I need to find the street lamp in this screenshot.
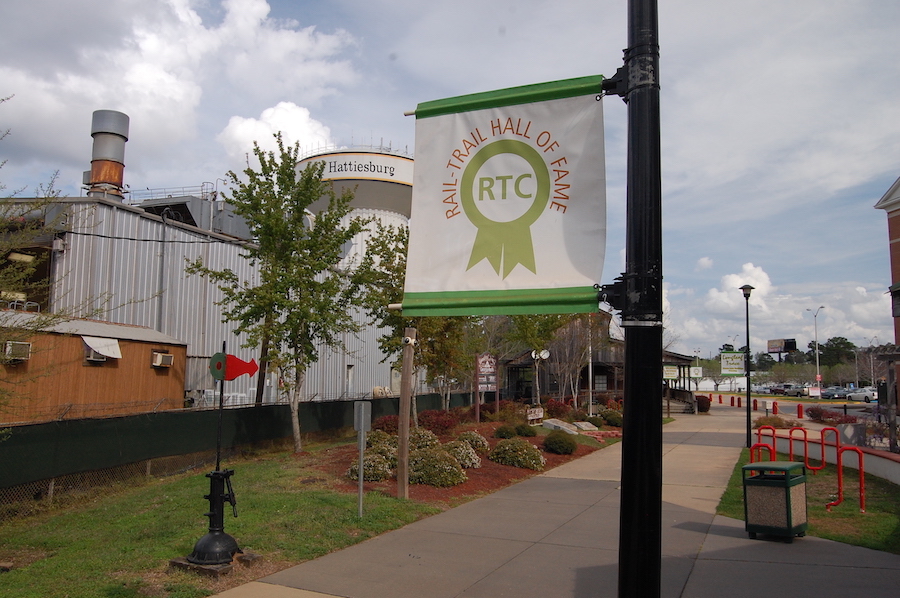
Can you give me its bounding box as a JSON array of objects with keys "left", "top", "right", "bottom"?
[
  {"left": 869, "top": 335, "right": 878, "bottom": 385},
  {"left": 740, "top": 285, "right": 754, "bottom": 448},
  {"left": 807, "top": 306, "right": 824, "bottom": 393}
]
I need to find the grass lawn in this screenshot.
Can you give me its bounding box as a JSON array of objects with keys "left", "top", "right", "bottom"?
[
  {"left": 717, "top": 448, "right": 900, "bottom": 554},
  {"left": 0, "top": 425, "right": 607, "bottom": 598},
  {"left": 0, "top": 439, "right": 440, "bottom": 598}
]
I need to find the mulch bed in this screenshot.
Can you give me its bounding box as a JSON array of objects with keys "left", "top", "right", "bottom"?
[{"left": 307, "top": 421, "right": 608, "bottom": 508}]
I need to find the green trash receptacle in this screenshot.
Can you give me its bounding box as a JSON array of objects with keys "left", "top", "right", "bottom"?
[{"left": 742, "top": 461, "right": 807, "bottom": 542}]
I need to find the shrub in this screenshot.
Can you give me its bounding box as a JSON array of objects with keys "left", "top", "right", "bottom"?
[
  {"left": 515, "top": 423, "right": 537, "bottom": 437},
  {"left": 410, "top": 427, "right": 441, "bottom": 451},
  {"left": 805, "top": 406, "right": 858, "bottom": 425},
  {"left": 601, "top": 409, "right": 623, "bottom": 427},
  {"left": 443, "top": 440, "right": 482, "bottom": 469},
  {"left": 489, "top": 437, "right": 546, "bottom": 471},
  {"left": 366, "top": 442, "right": 398, "bottom": 469},
  {"left": 418, "top": 409, "right": 460, "bottom": 435},
  {"left": 544, "top": 398, "right": 571, "bottom": 419},
  {"left": 696, "top": 395, "right": 711, "bottom": 413},
  {"left": 451, "top": 405, "right": 478, "bottom": 424},
  {"left": 586, "top": 416, "right": 605, "bottom": 429},
  {"left": 372, "top": 415, "right": 399, "bottom": 434},
  {"left": 409, "top": 448, "right": 467, "bottom": 487},
  {"left": 494, "top": 424, "right": 517, "bottom": 439},
  {"left": 572, "top": 408, "right": 589, "bottom": 421},
  {"left": 366, "top": 429, "right": 397, "bottom": 449},
  {"left": 457, "top": 430, "right": 490, "bottom": 454},
  {"left": 484, "top": 400, "right": 526, "bottom": 424},
  {"left": 346, "top": 452, "right": 393, "bottom": 482},
  {"left": 543, "top": 430, "right": 578, "bottom": 455}
]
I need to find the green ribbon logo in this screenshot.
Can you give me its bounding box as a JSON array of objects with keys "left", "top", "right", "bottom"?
[{"left": 460, "top": 139, "right": 550, "bottom": 279}]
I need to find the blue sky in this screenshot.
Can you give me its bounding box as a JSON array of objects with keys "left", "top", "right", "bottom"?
[{"left": 1, "top": 0, "right": 898, "bottom": 360}]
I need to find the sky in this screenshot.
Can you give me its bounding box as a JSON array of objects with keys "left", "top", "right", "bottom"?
[{"left": 1, "top": 0, "right": 899, "bottom": 362}]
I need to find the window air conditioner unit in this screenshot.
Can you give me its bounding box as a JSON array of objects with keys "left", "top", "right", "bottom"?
[
  {"left": 86, "top": 349, "right": 107, "bottom": 362},
  {"left": 152, "top": 352, "right": 174, "bottom": 368},
  {"left": 5, "top": 341, "right": 31, "bottom": 361}
]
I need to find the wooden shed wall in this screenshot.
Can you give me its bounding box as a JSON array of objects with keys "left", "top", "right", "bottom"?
[{"left": 0, "top": 334, "right": 186, "bottom": 425}]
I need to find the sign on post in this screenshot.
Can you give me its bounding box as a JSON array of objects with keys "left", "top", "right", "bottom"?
[
  {"left": 354, "top": 401, "right": 371, "bottom": 518},
  {"left": 720, "top": 351, "right": 745, "bottom": 376},
  {"left": 476, "top": 353, "right": 497, "bottom": 392}
]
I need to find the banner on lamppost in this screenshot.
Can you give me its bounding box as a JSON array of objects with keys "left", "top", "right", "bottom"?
[{"left": 402, "top": 76, "right": 606, "bottom": 316}]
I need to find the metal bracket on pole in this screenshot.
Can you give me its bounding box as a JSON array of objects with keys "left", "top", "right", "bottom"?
[{"left": 600, "top": 65, "right": 628, "bottom": 98}]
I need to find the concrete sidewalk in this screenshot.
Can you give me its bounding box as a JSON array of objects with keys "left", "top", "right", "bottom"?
[{"left": 212, "top": 404, "right": 900, "bottom": 598}]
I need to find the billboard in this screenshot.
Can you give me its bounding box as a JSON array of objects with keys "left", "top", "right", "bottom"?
[{"left": 767, "top": 338, "right": 797, "bottom": 353}]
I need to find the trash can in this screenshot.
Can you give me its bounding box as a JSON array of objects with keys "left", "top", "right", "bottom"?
[{"left": 742, "top": 461, "right": 807, "bottom": 542}]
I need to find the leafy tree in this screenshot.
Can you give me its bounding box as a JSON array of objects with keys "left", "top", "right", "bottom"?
[
  {"left": 819, "top": 336, "right": 856, "bottom": 368},
  {"left": 700, "top": 357, "right": 728, "bottom": 391},
  {"left": 755, "top": 352, "right": 776, "bottom": 371},
  {"left": 507, "top": 314, "right": 573, "bottom": 404},
  {"left": 358, "top": 221, "right": 476, "bottom": 411},
  {"left": 187, "top": 133, "right": 368, "bottom": 452}
]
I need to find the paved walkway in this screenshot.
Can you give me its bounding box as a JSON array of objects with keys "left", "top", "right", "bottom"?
[{"left": 212, "top": 404, "right": 900, "bottom": 598}]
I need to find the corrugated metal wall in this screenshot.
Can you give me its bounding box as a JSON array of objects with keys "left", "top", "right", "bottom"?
[
  {"left": 49, "top": 199, "right": 414, "bottom": 403},
  {"left": 51, "top": 199, "right": 260, "bottom": 398}
]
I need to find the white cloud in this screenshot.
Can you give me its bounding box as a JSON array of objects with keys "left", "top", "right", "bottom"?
[
  {"left": 0, "top": 0, "right": 357, "bottom": 192},
  {"left": 217, "top": 102, "right": 334, "bottom": 165},
  {"left": 696, "top": 257, "right": 713, "bottom": 271}
]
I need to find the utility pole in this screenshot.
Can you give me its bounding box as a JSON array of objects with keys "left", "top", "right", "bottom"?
[{"left": 600, "top": 1, "right": 663, "bottom": 596}]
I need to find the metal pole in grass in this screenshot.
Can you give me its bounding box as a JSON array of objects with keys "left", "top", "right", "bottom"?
[
  {"left": 185, "top": 340, "right": 256, "bottom": 566},
  {"left": 354, "top": 401, "right": 372, "bottom": 517}
]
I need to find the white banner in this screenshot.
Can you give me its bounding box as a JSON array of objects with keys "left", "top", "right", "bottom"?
[
  {"left": 402, "top": 76, "right": 606, "bottom": 316},
  {"left": 720, "top": 352, "right": 746, "bottom": 376}
]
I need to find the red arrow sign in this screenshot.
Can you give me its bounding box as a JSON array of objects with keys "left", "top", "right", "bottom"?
[{"left": 209, "top": 352, "right": 259, "bottom": 381}]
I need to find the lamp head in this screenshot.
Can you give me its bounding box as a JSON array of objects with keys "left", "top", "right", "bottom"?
[{"left": 739, "top": 284, "right": 754, "bottom": 299}]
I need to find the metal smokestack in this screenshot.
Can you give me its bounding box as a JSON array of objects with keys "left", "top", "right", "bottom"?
[{"left": 86, "top": 110, "right": 129, "bottom": 199}]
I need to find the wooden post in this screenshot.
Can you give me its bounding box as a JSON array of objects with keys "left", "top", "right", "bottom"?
[{"left": 397, "top": 327, "right": 416, "bottom": 500}]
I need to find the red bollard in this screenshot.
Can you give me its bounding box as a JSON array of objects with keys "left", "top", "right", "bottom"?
[
  {"left": 752, "top": 398, "right": 758, "bottom": 411},
  {"left": 773, "top": 402, "right": 779, "bottom": 415},
  {"left": 718, "top": 394, "right": 723, "bottom": 403},
  {"left": 730, "top": 396, "right": 735, "bottom": 407},
  {"left": 737, "top": 397, "right": 742, "bottom": 408},
  {"left": 797, "top": 404, "right": 804, "bottom": 419}
]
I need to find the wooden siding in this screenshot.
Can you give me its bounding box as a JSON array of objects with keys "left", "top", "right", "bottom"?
[{"left": 0, "top": 333, "right": 186, "bottom": 425}]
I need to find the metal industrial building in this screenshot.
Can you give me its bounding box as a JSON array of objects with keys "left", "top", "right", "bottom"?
[{"left": 0, "top": 110, "right": 415, "bottom": 423}]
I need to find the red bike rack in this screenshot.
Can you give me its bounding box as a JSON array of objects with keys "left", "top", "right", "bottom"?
[
  {"left": 749, "top": 442, "right": 775, "bottom": 463},
  {"left": 826, "top": 446, "right": 866, "bottom": 513},
  {"left": 752, "top": 425, "right": 865, "bottom": 513}
]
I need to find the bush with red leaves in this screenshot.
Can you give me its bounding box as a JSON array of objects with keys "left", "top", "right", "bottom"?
[
  {"left": 372, "top": 414, "right": 400, "bottom": 434},
  {"left": 544, "top": 398, "right": 572, "bottom": 419},
  {"left": 418, "top": 409, "right": 461, "bottom": 435}
]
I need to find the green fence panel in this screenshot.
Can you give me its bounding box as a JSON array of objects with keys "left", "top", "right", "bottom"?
[{"left": 0, "top": 393, "right": 490, "bottom": 489}]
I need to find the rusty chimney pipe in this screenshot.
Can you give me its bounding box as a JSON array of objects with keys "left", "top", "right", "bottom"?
[{"left": 86, "top": 110, "right": 129, "bottom": 199}]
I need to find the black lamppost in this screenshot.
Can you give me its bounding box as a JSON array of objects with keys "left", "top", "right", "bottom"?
[{"left": 740, "top": 285, "right": 754, "bottom": 448}]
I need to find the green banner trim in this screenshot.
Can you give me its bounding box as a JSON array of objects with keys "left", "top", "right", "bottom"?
[
  {"left": 414, "top": 75, "right": 605, "bottom": 120},
  {"left": 401, "top": 287, "right": 599, "bottom": 316}
]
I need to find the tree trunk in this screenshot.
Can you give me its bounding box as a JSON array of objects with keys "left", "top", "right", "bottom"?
[
  {"left": 255, "top": 332, "right": 270, "bottom": 406},
  {"left": 289, "top": 369, "right": 306, "bottom": 453}
]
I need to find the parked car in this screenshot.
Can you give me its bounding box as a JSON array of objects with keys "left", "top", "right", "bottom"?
[
  {"left": 770, "top": 384, "right": 786, "bottom": 395},
  {"left": 846, "top": 387, "right": 877, "bottom": 402},
  {"left": 782, "top": 384, "right": 806, "bottom": 397},
  {"left": 820, "top": 386, "right": 849, "bottom": 400}
]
